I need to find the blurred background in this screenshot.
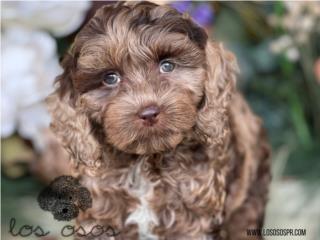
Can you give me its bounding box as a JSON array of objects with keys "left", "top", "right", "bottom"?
[{"left": 1, "top": 1, "right": 320, "bottom": 239}]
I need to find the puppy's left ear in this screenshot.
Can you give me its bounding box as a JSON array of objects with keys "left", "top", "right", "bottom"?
[{"left": 195, "top": 42, "right": 239, "bottom": 146}]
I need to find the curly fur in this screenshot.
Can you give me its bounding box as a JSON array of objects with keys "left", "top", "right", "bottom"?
[{"left": 47, "top": 2, "right": 271, "bottom": 239}]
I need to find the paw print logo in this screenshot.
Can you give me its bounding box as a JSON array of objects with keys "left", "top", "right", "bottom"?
[{"left": 37, "top": 176, "right": 92, "bottom": 221}]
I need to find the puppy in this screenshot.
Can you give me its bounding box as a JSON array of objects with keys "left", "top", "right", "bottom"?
[{"left": 47, "top": 2, "right": 271, "bottom": 239}]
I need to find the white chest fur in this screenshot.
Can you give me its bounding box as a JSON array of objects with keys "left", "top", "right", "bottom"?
[{"left": 124, "top": 161, "right": 159, "bottom": 240}]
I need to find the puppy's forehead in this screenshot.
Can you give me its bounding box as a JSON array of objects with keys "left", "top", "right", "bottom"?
[{"left": 76, "top": 2, "right": 207, "bottom": 71}]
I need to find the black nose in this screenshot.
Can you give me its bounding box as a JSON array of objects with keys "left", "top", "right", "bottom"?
[{"left": 139, "top": 105, "right": 160, "bottom": 124}]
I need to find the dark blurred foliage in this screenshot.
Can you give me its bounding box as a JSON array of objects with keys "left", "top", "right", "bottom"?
[{"left": 210, "top": 2, "right": 320, "bottom": 180}]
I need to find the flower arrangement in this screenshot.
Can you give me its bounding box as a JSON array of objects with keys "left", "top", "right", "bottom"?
[{"left": 1, "top": 2, "right": 91, "bottom": 150}]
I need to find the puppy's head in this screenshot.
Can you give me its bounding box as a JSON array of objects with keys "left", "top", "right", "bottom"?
[{"left": 53, "top": 1, "right": 237, "bottom": 156}]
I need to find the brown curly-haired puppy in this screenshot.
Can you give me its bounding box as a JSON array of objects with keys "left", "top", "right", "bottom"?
[{"left": 47, "top": 2, "right": 271, "bottom": 240}]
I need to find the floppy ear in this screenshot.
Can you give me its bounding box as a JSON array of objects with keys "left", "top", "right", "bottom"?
[
  {"left": 46, "top": 53, "right": 102, "bottom": 171},
  {"left": 195, "top": 42, "right": 239, "bottom": 146}
]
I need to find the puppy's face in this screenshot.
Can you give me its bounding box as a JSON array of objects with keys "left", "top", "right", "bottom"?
[{"left": 60, "top": 2, "right": 209, "bottom": 154}]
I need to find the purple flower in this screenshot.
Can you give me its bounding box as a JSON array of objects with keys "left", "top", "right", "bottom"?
[
  {"left": 171, "top": 1, "right": 214, "bottom": 27},
  {"left": 170, "top": 1, "right": 192, "bottom": 14},
  {"left": 192, "top": 3, "right": 214, "bottom": 27}
]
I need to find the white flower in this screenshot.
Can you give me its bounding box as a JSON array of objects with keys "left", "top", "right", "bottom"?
[
  {"left": 269, "top": 2, "right": 320, "bottom": 46},
  {"left": 2, "top": 1, "right": 91, "bottom": 37},
  {"left": 270, "top": 35, "right": 293, "bottom": 54},
  {"left": 283, "top": 2, "right": 320, "bottom": 33},
  {"left": 269, "top": 35, "right": 300, "bottom": 62},
  {"left": 1, "top": 2, "right": 90, "bottom": 150},
  {"left": 1, "top": 27, "right": 62, "bottom": 149},
  {"left": 285, "top": 2, "right": 320, "bottom": 18},
  {"left": 285, "top": 47, "right": 300, "bottom": 62}
]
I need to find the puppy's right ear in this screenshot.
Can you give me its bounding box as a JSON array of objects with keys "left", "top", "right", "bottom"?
[{"left": 46, "top": 52, "right": 102, "bottom": 171}]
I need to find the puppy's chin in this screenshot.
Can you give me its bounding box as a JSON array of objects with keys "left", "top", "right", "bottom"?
[
  {"left": 111, "top": 132, "right": 185, "bottom": 155},
  {"left": 105, "top": 117, "right": 194, "bottom": 154}
]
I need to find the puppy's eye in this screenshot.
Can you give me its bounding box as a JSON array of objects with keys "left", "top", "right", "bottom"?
[
  {"left": 160, "top": 60, "right": 175, "bottom": 73},
  {"left": 103, "top": 72, "right": 121, "bottom": 86}
]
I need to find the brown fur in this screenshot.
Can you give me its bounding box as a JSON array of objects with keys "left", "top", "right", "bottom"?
[{"left": 47, "top": 2, "right": 271, "bottom": 239}]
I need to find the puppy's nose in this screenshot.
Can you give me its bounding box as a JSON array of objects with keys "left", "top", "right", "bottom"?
[{"left": 139, "top": 105, "right": 160, "bottom": 124}]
